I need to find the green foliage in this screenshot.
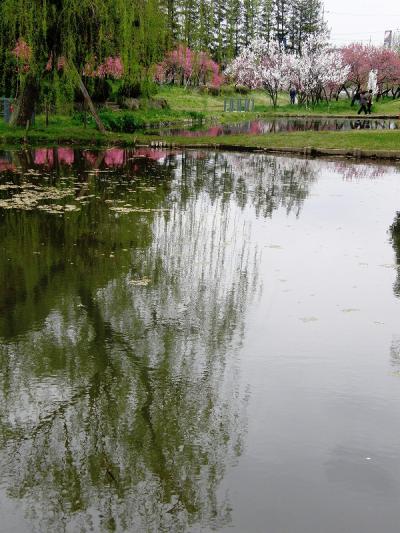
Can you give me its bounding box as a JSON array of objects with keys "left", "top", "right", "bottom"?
[
  {"left": 235, "top": 85, "right": 250, "bottom": 95},
  {"left": 220, "top": 84, "right": 236, "bottom": 96},
  {"left": 0, "top": 0, "right": 166, "bottom": 101},
  {"left": 98, "top": 110, "right": 146, "bottom": 132}
]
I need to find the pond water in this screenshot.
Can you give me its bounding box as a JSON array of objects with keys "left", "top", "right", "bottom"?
[
  {"left": 1, "top": 147, "right": 400, "bottom": 533},
  {"left": 149, "top": 117, "right": 400, "bottom": 137}
]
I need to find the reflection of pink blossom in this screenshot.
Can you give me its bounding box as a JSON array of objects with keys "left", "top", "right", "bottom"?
[
  {"left": 105, "top": 148, "right": 124, "bottom": 167},
  {"left": 134, "top": 148, "right": 179, "bottom": 160},
  {"left": 0, "top": 159, "right": 16, "bottom": 172},
  {"left": 58, "top": 148, "right": 74, "bottom": 165},
  {"left": 334, "top": 161, "right": 386, "bottom": 180},
  {"left": 34, "top": 149, "right": 54, "bottom": 167},
  {"left": 84, "top": 151, "right": 98, "bottom": 166},
  {"left": 249, "top": 121, "right": 263, "bottom": 134},
  {"left": 207, "top": 126, "right": 223, "bottom": 136}
]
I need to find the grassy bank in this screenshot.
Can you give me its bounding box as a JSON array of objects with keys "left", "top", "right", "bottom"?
[
  {"left": 1, "top": 87, "right": 398, "bottom": 142},
  {"left": 1, "top": 118, "right": 400, "bottom": 159}
]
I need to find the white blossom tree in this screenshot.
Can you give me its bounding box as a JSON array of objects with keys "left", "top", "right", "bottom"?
[
  {"left": 226, "top": 34, "right": 350, "bottom": 107},
  {"left": 287, "top": 36, "right": 350, "bottom": 105},
  {"left": 226, "top": 39, "right": 291, "bottom": 107}
]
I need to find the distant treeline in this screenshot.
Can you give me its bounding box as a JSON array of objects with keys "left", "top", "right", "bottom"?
[{"left": 161, "top": 0, "right": 325, "bottom": 63}]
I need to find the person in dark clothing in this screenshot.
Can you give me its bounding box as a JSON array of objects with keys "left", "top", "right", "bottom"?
[
  {"left": 358, "top": 91, "right": 368, "bottom": 115},
  {"left": 289, "top": 87, "right": 296, "bottom": 104},
  {"left": 367, "top": 90, "right": 373, "bottom": 114}
]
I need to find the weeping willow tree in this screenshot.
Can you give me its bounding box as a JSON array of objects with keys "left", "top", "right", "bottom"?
[{"left": 0, "top": 0, "right": 165, "bottom": 128}]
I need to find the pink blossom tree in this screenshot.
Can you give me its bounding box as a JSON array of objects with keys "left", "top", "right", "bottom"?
[
  {"left": 155, "top": 46, "right": 223, "bottom": 88},
  {"left": 341, "top": 44, "right": 373, "bottom": 96},
  {"left": 341, "top": 44, "right": 400, "bottom": 101},
  {"left": 83, "top": 56, "right": 124, "bottom": 79}
]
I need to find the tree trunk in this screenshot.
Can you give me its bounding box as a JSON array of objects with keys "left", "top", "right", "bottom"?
[
  {"left": 351, "top": 86, "right": 360, "bottom": 107},
  {"left": 77, "top": 75, "right": 106, "bottom": 134},
  {"left": 10, "top": 75, "right": 39, "bottom": 127}
]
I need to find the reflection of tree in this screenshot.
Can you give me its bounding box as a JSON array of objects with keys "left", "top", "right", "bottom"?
[
  {"left": 389, "top": 212, "right": 400, "bottom": 297},
  {"left": 390, "top": 336, "right": 400, "bottom": 368},
  {"left": 0, "top": 149, "right": 263, "bottom": 532},
  {"left": 178, "top": 151, "right": 317, "bottom": 218},
  {"left": 333, "top": 160, "right": 398, "bottom": 181}
]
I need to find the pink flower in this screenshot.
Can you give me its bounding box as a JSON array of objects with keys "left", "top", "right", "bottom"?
[
  {"left": 45, "top": 54, "right": 53, "bottom": 72},
  {"left": 154, "top": 46, "right": 223, "bottom": 87},
  {"left": 95, "top": 57, "right": 124, "bottom": 79},
  {"left": 57, "top": 56, "right": 66, "bottom": 71},
  {"left": 12, "top": 38, "right": 32, "bottom": 62}
]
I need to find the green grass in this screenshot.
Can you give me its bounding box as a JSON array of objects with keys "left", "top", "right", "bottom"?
[
  {"left": 154, "top": 129, "right": 400, "bottom": 152},
  {"left": 152, "top": 86, "right": 400, "bottom": 118}
]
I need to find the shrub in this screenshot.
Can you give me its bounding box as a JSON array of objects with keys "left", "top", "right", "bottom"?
[
  {"left": 116, "top": 79, "right": 157, "bottom": 102},
  {"left": 220, "top": 84, "right": 236, "bottom": 96},
  {"left": 188, "top": 111, "right": 204, "bottom": 122},
  {"left": 207, "top": 86, "right": 221, "bottom": 96},
  {"left": 99, "top": 110, "right": 145, "bottom": 132},
  {"left": 235, "top": 85, "right": 250, "bottom": 95}
]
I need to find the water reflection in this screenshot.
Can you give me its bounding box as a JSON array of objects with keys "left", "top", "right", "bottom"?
[
  {"left": 2, "top": 148, "right": 400, "bottom": 532},
  {"left": 151, "top": 117, "right": 400, "bottom": 138},
  {"left": 0, "top": 147, "right": 321, "bottom": 531},
  {"left": 389, "top": 212, "right": 400, "bottom": 298}
]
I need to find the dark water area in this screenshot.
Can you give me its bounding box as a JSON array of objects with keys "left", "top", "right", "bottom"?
[
  {"left": 148, "top": 117, "right": 400, "bottom": 137},
  {"left": 1, "top": 147, "right": 400, "bottom": 532}
]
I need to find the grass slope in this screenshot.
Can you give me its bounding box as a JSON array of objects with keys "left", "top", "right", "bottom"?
[{"left": 153, "top": 86, "right": 400, "bottom": 118}]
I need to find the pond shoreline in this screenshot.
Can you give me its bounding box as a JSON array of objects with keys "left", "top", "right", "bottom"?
[
  {"left": 1, "top": 122, "right": 400, "bottom": 161},
  {"left": 147, "top": 142, "right": 400, "bottom": 161}
]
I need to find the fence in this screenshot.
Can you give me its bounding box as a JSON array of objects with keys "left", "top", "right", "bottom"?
[
  {"left": 1, "top": 97, "right": 36, "bottom": 125},
  {"left": 1, "top": 97, "right": 12, "bottom": 123},
  {"left": 224, "top": 98, "right": 255, "bottom": 112}
]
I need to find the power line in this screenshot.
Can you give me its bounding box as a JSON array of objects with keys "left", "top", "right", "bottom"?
[
  {"left": 329, "top": 27, "right": 400, "bottom": 36},
  {"left": 326, "top": 10, "right": 400, "bottom": 17}
]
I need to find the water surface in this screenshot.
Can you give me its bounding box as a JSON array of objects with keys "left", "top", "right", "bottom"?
[
  {"left": 148, "top": 117, "right": 400, "bottom": 137},
  {"left": 1, "top": 148, "right": 400, "bottom": 532}
]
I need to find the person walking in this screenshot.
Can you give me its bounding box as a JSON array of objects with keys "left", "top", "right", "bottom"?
[
  {"left": 289, "top": 87, "right": 296, "bottom": 105},
  {"left": 357, "top": 91, "right": 368, "bottom": 115},
  {"left": 367, "top": 90, "right": 373, "bottom": 114}
]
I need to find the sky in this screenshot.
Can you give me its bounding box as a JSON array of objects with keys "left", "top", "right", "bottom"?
[{"left": 324, "top": 0, "right": 400, "bottom": 46}]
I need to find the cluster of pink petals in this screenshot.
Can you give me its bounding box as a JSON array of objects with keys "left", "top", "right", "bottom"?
[
  {"left": 84, "top": 57, "right": 124, "bottom": 79},
  {"left": 57, "top": 56, "right": 66, "bottom": 71},
  {"left": 341, "top": 43, "right": 400, "bottom": 88},
  {"left": 155, "top": 46, "right": 223, "bottom": 88},
  {"left": 45, "top": 54, "right": 53, "bottom": 72},
  {"left": 12, "top": 38, "right": 32, "bottom": 62}
]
